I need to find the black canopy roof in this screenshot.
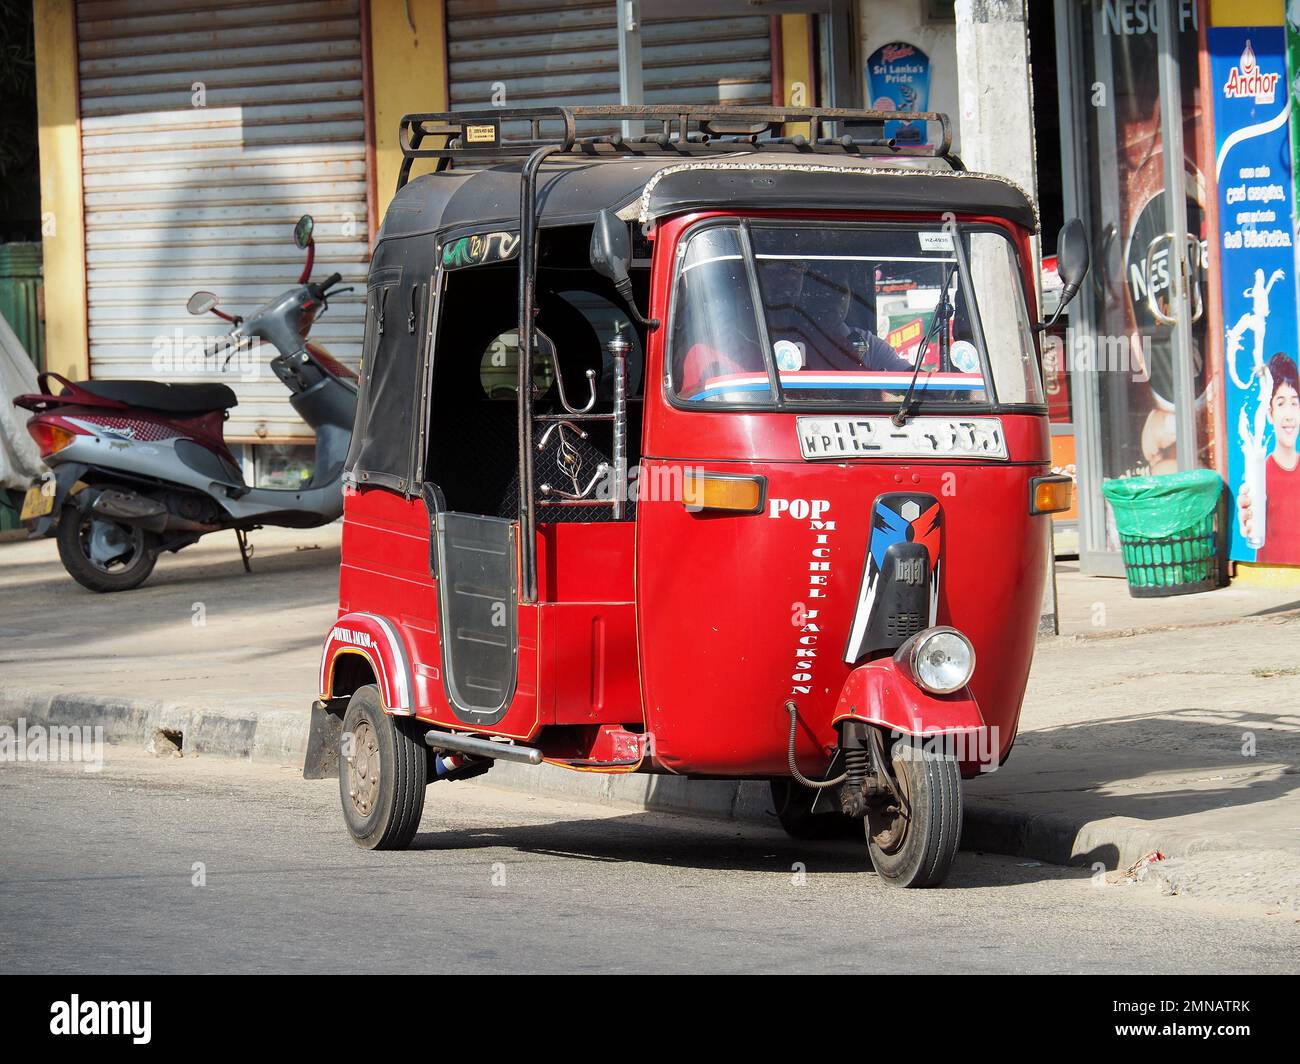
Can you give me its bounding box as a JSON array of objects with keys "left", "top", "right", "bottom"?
[{"left": 376, "top": 153, "right": 1038, "bottom": 245}]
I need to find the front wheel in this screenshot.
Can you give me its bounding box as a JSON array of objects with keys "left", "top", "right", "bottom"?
[
  {"left": 56, "top": 505, "right": 158, "bottom": 593},
  {"left": 865, "top": 739, "right": 962, "bottom": 888},
  {"left": 339, "top": 685, "right": 427, "bottom": 849}
]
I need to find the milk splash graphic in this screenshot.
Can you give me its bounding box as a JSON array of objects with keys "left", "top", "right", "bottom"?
[
  {"left": 1227, "top": 269, "right": 1286, "bottom": 550},
  {"left": 1240, "top": 367, "right": 1271, "bottom": 550}
]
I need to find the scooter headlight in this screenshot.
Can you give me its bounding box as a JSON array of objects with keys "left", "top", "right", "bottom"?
[{"left": 898, "top": 626, "right": 975, "bottom": 695}]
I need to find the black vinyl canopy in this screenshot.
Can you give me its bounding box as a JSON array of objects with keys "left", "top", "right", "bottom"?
[
  {"left": 639, "top": 161, "right": 1038, "bottom": 232},
  {"left": 374, "top": 153, "right": 1037, "bottom": 242}
]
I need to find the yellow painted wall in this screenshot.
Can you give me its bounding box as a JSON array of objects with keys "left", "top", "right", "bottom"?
[
  {"left": 780, "top": 14, "right": 815, "bottom": 138},
  {"left": 33, "top": 0, "right": 88, "bottom": 379},
  {"left": 1234, "top": 561, "right": 1300, "bottom": 587},
  {"left": 369, "top": 0, "right": 448, "bottom": 217},
  {"left": 1208, "top": 0, "right": 1283, "bottom": 26}
]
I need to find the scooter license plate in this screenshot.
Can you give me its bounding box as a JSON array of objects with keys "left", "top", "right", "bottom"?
[{"left": 19, "top": 484, "right": 54, "bottom": 521}]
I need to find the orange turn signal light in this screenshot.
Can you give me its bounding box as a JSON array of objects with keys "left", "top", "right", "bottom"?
[
  {"left": 1030, "top": 474, "right": 1073, "bottom": 515},
  {"left": 682, "top": 472, "right": 765, "bottom": 514}
]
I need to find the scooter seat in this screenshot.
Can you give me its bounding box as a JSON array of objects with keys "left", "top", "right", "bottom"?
[{"left": 75, "top": 380, "right": 239, "bottom": 414}]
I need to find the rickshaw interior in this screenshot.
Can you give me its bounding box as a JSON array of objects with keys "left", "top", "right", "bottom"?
[{"left": 424, "top": 225, "right": 650, "bottom": 526}]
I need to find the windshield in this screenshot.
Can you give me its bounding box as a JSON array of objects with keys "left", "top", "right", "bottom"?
[{"left": 669, "top": 222, "right": 1042, "bottom": 409}]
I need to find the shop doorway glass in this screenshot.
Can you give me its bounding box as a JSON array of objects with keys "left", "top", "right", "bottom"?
[{"left": 1056, "top": 0, "right": 1209, "bottom": 575}]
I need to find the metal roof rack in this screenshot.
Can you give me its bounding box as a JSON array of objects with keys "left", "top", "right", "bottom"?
[{"left": 395, "top": 105, "right": 962, "bottom": 191}]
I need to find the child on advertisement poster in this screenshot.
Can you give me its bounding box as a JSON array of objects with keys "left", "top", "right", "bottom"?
[{"left": 1237, "top": 353, "right": 1300, "bottom": 561}]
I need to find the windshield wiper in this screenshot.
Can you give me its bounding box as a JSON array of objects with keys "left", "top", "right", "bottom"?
[{"left": 892, "top": 262, "right": 957, "bottom": 426}]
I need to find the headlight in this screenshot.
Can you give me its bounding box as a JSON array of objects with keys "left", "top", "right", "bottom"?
[{"left": 897, "top": 626, "right": 975, "bottom": 695}]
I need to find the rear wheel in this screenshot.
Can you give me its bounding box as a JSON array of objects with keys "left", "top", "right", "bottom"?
[
  {"left": 55, "top": 505, "right": 158, "bottom": 593},
  {"left": 339, "top": 685, "right": 427, "bottom": 850},
  {"left": 865, "top": 739, "right": 962, "bottom": 888}
]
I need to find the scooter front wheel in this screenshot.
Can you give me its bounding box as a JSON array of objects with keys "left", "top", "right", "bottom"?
[
  {"left": 56, "top": 506, "right": 158, "bottom": 593},
  {"left": 865, "top": 738, "right": 962, "bottom": 888}
]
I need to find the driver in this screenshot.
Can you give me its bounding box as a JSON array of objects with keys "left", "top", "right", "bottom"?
[{"left": 763, "top": 259, "right": 913, "bottom": 373}]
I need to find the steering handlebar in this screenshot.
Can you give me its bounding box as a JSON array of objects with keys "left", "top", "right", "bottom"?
[{"left": 308, "top": 272, "right": 343, "bottom": 301}]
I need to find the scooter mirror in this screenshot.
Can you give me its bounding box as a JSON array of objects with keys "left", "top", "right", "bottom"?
[
  {"left": 293, "top": 214, "right": 315, "bottom": 250},
  {"left": 187, "top": 291, "right": 219, "bottom": 315}
]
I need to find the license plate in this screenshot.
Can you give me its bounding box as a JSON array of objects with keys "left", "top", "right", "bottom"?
[
  {"left": 796, "top": 416, "right": 1008, "bottom": 460},
  {"left": 19, "top": 484, "right": 54, "bottom": 521}
]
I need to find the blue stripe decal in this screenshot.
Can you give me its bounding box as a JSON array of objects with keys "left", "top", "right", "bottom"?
[{"left": 688, "top": 379, "right": 987, "bottom": 402}]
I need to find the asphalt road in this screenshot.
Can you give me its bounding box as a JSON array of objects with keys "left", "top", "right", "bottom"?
[{"left": 1, "top": 750, "right": 1296, "bottom": 974}]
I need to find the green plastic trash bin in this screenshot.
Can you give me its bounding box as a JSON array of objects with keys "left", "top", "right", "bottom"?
[{"left": 1101, "top": 469, "right": 1226, "bottom": 598}]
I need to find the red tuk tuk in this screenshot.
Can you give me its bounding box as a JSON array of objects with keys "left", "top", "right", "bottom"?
[{"left": 306, "top": 106, "right": 1085, "bottom": 887}]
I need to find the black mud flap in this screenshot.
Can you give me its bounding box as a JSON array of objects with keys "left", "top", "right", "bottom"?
[{"left": 302, "top": 698, "right": 346, "bottom": 779}]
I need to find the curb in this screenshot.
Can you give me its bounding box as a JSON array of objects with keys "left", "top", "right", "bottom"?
[
  {"left": 0, "top": 687, "right": 1258, "bottom": 879},
  {"left": 0, "top": 687, "right": 306, "bottom": 766}
]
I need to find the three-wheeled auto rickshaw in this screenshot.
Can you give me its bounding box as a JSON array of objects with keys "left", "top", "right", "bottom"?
[{"left": 306, "top": 105, "right": 1087, "bottom": 887}]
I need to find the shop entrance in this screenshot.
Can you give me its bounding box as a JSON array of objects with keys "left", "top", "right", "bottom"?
[{"left": 1056, "top": 0, "right": 1208, "bottom": 575}]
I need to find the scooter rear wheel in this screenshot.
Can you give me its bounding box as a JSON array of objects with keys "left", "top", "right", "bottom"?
[
  {"left": 865, "top": 739, "right": 962, "bottom": 888},
  {"left": 56, "top": 506, "right": 158, "bottom": 593}
]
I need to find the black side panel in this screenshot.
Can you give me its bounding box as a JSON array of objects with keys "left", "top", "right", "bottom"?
[
  {"left": 174, "top": 438, "right": 242, "bottom": 485},
  {"left": 436, "top": 511, "right": 517, "bottom": 725}
]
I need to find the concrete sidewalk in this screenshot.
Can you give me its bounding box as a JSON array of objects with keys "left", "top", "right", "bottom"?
[{"left": 3, "top": 524, "right": 1298, "bottom": 906}]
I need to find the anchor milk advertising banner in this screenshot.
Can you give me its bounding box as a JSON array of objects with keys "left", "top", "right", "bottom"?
[{"left": 1211, "top": 27, "right": 1300, "bottom": 564}]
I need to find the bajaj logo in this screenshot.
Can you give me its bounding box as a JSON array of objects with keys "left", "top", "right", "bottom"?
[{"left": 895, "top": 555, "right": 926, "bottom": 586}]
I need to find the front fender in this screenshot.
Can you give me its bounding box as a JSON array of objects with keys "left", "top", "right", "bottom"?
[
  {"left": 831, "top": 659, "right": 984, "bottom": 736},
  {"left": 319, "top": 611, "right": 415, "bottom": 715}
]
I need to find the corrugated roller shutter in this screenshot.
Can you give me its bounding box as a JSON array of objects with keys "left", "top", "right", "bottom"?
[
  {"left": 642, "top": 13, "right": 772, "bottom": 106},
  {"left": 447, "top": 1, "right": 772, "bottom": 111},
  {"left": 76, "top": 0, "right": 369, "bottom": 441}
]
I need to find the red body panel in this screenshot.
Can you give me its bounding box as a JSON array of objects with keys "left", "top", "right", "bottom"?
[
  {"left": 326, "top": 206, "right": 1050, "bottom": 776},
  {"left": 633, "top": 457, "right": 1047, "bottom": 776},
  {"left": 332, "top": 490, "right": 641, "bottom": 744}
]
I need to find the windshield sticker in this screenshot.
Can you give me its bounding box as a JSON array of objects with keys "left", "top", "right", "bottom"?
[
  {"left": 441, "top": 231, "right": 520, "bottom": 270},
  {"left": 773, "top": 339, "right": 805, "bottom": 371},
  {"left": 918, "top": 231, "right": 955, "bottom": 252},
  {"left": 949, "top": 340, "right": 980, "bottom": 373}
]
